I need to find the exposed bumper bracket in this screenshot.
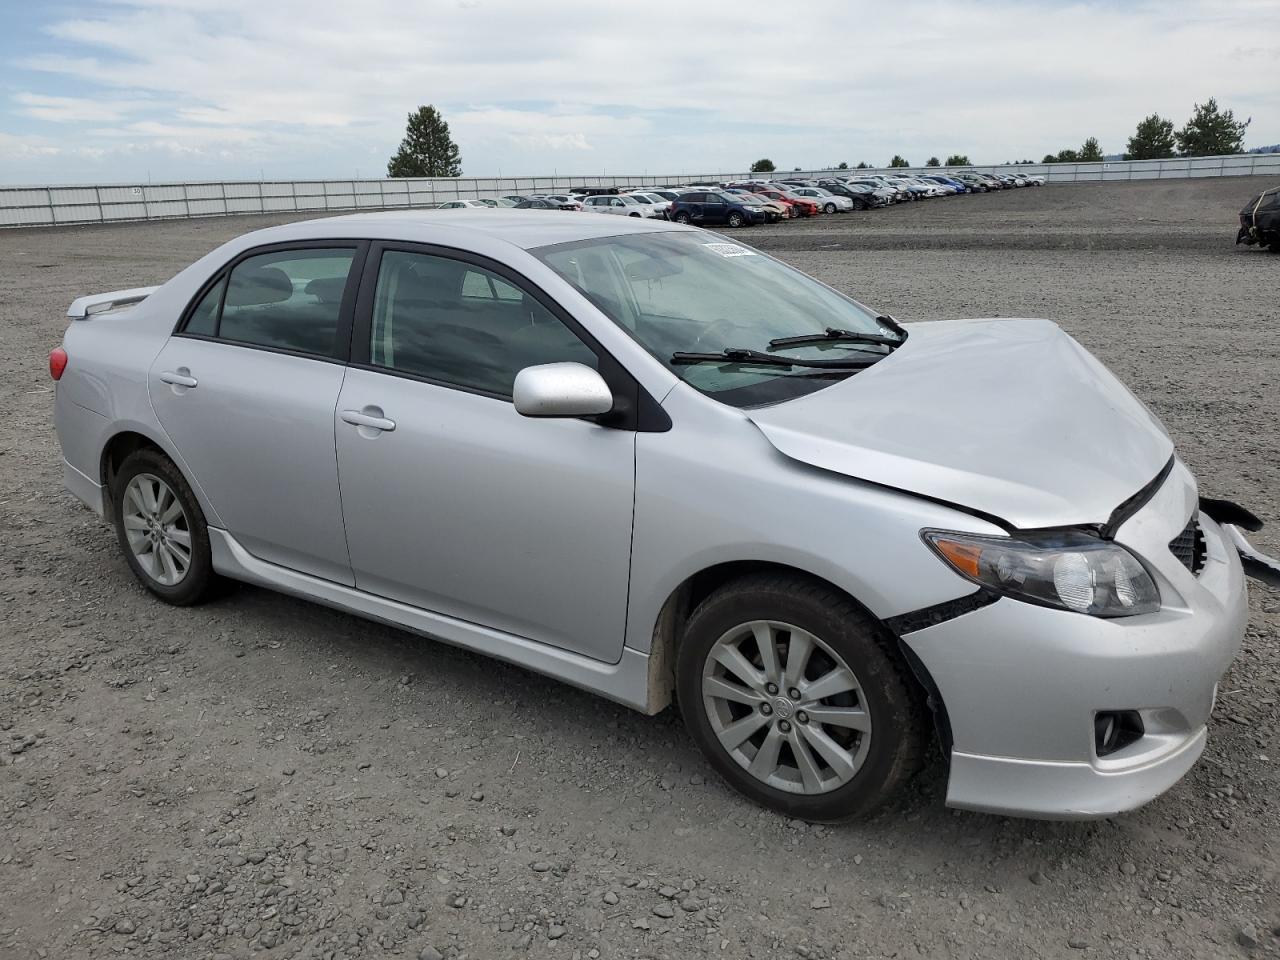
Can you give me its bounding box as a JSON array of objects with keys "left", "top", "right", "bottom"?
[
  {"left": 1222, "top": 523, "right": 1280, "bottom": 589},
  {"left": 1199, "top": 497, "right": 1280, "bottom": 588}
]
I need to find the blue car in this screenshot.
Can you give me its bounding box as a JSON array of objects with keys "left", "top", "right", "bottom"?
[
  {"left": 921, "top": 175, "right": 969, "bottom": 193},
  {"left": 669, "top": 190, "right": 767, "bottom": 228}
]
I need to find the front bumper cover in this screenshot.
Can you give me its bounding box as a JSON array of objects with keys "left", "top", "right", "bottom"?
[{"left": 897, "top": 467, "right": 1261, "bottom": 819}]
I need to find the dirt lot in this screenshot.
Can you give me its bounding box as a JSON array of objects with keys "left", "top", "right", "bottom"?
[{"left": 1, "top": 176, "right": 1277, "bottom": 960}]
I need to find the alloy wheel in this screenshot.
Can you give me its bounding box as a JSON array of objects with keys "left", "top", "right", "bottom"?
[
  {"left": 122, "top": 473, "right": 193, "bottom": 586},
  {"left": 701, "top": 620, "right": 871, "bottom": 795}
]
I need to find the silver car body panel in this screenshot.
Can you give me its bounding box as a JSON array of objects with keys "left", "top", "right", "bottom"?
[
  {"left": 334, "top": 367, "right": 636, "bottom": 662},
  {"left": 51, "top": 210, "right": 1251, "bottom": 819},
  {"left": 149, "top": 338, "right": 354, "bottom": 584}
]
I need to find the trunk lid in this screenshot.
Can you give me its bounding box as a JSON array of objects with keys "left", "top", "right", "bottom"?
[{"left": 746, "top": 318, "right": 1173, "bottom": 529}]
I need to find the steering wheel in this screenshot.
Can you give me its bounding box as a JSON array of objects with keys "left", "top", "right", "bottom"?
[{"left": 694, "top": 317, "right": 761, "bottom": 350}]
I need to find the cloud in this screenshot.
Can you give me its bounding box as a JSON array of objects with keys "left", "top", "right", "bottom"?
[
  {"left": 11, "top": 92, "right": 152, "bottom": 124},
  {"left": 2, "top": 0, "right": 1278, "bottom": 181},
  {"left": 0, "top": 132, "right": 62, "bottom": 159}
]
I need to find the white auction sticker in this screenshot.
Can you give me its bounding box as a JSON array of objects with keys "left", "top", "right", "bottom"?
[{"left": 702, "top": 242, "right": 756, "bottom": 258}]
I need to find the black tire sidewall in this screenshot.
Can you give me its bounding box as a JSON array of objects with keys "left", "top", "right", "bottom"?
[
  {"left": 112, "top": 449, "right": 216, "bottom": 605},
  {"left": 676, "top": 576, "right": 923, "bottom": 822}
]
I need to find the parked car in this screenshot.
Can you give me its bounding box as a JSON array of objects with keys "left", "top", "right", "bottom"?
[
  {"left": 1236, "top": 185, "right": 1280, "bottom": 250},
  {"left": 727, "top": 190, "right": 786, "bottom": 223},
  {"left": 626, "top": 192, "right": 672, "bottom": 219},
  {"left": 847, "top": 178, "right": 907, "bottom": 203},
  {"left": 787, "top": 186, "right": 854, "bottom": 214},
  {"left": 950, "top": 172, "right": 990, "bottom": 192},
  {"left": 437, "top": 199, "right": 494, "bottom": 209},
  {"left": 669, "top": 190, "right": 767, "bottom": 227},
  {"left": 759, "top": 188, "right": 820, "bottom": 217},
  {"left": 514, "top": 198, "right": 564, "bottom": 210},
  {"left": 536, "top": 194, "right": 585, "bottom": 211},
  {"left": 583, "top": 194, "right": 659, "bottom": 218},
  {"left": 816, "top": 180, "right": 883, "bottom": 209},
  {"left": 919, "top": 175, "right": 967, "bottom": 193},
  {"left": 53, "top": 211, "right": 1269, "bottom": 822}
]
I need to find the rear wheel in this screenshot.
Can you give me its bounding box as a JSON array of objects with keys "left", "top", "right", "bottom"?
[
  {"left": 111, "top": 449, "right": 217, "bottom": 605},
  {"left": 677, "top": 574, "right": 926, "bottom": 822}
]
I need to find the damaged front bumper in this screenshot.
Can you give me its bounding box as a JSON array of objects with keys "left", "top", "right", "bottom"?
[
  {"left": 1203, "top": 497, "right": 1280, "bottom": 588},
  {"left": 898, "top": 468, "right": 1276, "bottom": 820}
]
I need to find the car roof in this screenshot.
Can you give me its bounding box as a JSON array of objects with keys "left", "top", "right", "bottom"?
[{"left": 235, "top": 209, "right": 689, "bottom": 252}]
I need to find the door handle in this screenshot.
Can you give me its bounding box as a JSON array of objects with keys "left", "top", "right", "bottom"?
[
  {"left": 341, "top": 409, "right": 396, "bottom": 432},
  {"left": 159, "top": 370, "right": 198, "bottom": 388}
]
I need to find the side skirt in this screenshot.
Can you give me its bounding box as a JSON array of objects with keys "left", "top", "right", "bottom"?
[{"left": 208, "top": 528, "right": 655, "bottom": 713}]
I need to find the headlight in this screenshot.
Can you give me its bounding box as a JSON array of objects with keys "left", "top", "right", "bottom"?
[{"left": 922, "top": 529, "right": 1160, "bottom": 617}]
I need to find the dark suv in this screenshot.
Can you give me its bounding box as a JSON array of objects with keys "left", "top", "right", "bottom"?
[{"left": 669, "top": 191, "right": 767, "bottom": 228}]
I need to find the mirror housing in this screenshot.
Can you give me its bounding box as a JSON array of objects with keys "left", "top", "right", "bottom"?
[{"left": 513, "top": 362, "right": 614, "bottom": 419}]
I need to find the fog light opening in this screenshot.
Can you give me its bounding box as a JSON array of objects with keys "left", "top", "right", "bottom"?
[{"left": 1095, "top": 710, "right": 1144, "bottom": 757}]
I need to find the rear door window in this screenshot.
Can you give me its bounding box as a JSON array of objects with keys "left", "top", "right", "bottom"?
[{"left": 199, "top": 248, "right": 357, "bottom": 357}]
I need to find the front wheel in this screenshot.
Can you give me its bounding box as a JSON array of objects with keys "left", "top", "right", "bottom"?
[
  {"left": 674, "top": 211, "right": 691, "bottom": 224},
  {"left": 111, "top": 449, "right": 218, "bottom": 605},
  {"left": 677, "top": 574, "right": 926, "bottom": 822},
  {"left": 727, "top": 211, "right": 745, "bottom": 228},
  {"left": 823, "top": 202, "right": 837, "bottom": 214}
]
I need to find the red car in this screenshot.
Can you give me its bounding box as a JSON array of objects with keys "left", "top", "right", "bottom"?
[{"left": 758, "top": 188, "right": 819, "bottom": 218}]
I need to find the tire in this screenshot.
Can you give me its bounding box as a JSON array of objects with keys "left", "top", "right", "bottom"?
[
  {"left": 676, "top": 573, "right": 926, "bottom": 822},
  {"left": 111, "top": 448, "right": 218, "bottom": 605},
  {"left": 629, "top": 212, "right": 641, "bottom": 217},
  {"left": 674, "top": 211, "right": 691, "bottom": 224},
  {"left": 823, "top": 202, "right": 837, "bottom": 214},
  {"left": 727, "top": 211, "right": 745, "bottom": 228}
]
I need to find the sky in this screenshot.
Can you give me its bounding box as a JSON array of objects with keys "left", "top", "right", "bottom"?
[{"left": 0, "top": 0, "right": 1278, "bottom": 185}]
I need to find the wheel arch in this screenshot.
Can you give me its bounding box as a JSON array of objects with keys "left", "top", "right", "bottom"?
[
  {"left": 642, "top": 560, "right": 948, "bottom": 754},
  {"left": 98, "top": 425, "right": 219, "bottom": 527}
]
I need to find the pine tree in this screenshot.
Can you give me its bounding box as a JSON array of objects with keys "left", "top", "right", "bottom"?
[
  {"left": 387, "top": 105, "right": 462, "bottom": 178},
  {"left": 889, "top": 155, "right": 909, "bottom": 168},
  {"left": 1078, "top": 137, "right": 1103, "bottom": 162},
  {"left": 926, "top": 157, "right": 940, "bottom": 167},
  {"left": 1124, "top": 114, "right": 1176, "bottom": 160},
  {"left": 945, "top": 154, "right": 970, "bottom": 166},
  {"left": 1175, "top": 98, "right": 1250, "bottom": 157}
]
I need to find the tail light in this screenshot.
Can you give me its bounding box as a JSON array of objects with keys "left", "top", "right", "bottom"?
[{"left": 49, "top": 346, "right": 69, "bottom": 381}]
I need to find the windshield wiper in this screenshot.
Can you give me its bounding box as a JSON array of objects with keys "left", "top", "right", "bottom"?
[
  {"left": 671, "top": 347, "right": 881, "bottom": 369},
  {"left": 768, "top": 326, "right": 903, "bottom": 350}
]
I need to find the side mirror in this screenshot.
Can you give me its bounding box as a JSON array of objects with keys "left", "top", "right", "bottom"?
[{"left": 513, "top": 362, "right": 614, "bottom": 419}]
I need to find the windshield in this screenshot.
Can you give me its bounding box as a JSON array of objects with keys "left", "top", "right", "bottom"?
[{"left": 532, "top": 231, "right": 893, "bottom": 406}]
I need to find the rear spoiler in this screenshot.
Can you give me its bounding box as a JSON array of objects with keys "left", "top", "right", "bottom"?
[{"left": 67, "top": 286, "right": 159, "bottom": 320}]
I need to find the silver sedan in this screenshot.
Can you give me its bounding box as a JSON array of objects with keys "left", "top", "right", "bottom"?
[{"left": 51, "top": 210, "right": 1270, "bottom": 821}]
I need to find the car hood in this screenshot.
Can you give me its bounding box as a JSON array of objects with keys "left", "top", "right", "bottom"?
[{"left": 745, "top": 319, "right": 1174, "bottom": 529}]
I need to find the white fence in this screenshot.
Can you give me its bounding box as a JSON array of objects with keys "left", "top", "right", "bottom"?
[{"left": 3, "top": 153, "right": 1279, "bottom": 228}]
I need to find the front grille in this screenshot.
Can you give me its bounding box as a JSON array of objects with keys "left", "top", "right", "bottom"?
[{"left": 1169, "top": 515, "right": 1207, "bottom": 575}]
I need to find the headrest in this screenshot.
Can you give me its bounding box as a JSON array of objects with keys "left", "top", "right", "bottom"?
[{"left": 226, "top": 266, "right": 293, "bottom": 306}]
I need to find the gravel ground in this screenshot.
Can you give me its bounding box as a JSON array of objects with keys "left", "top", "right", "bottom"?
[{"left": 1, "top": 177, "right": 1277, "bottom": 960}]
